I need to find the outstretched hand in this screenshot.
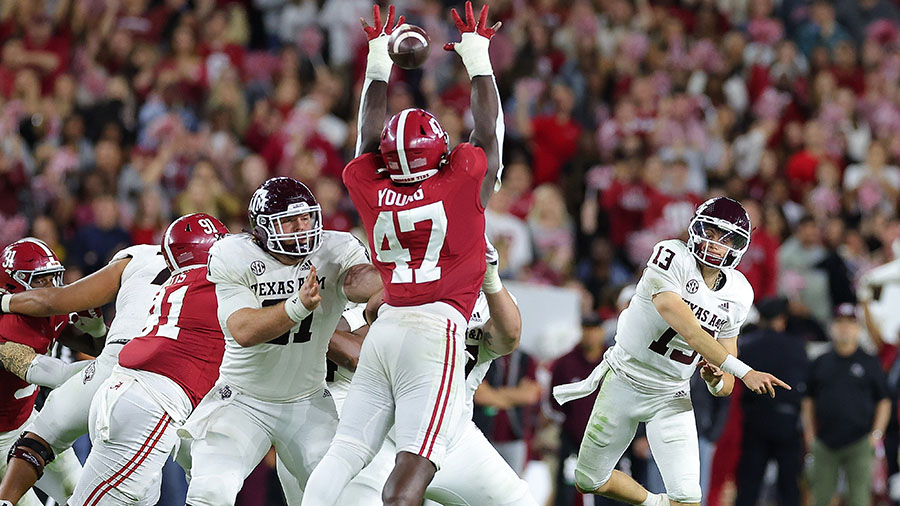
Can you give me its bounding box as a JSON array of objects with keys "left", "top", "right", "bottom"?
[
  {"left": 360, "top": 4, "right": 405, "bottom": 41},
  {"left": 443, "top": 1, "right": 501, "bottom": 52},
  {"left": 741, "top": 370, "right": 791, "bottom": 398}
]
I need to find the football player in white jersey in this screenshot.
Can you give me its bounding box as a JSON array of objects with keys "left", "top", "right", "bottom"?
[
  {"left": 553, "top": 197, "right": 790, "bottom": 506},
  {"left": 0, "top": 244, "right": 169, "bottom": 504},
  {"left": 180, "top": 176, "right": 381, "bottom": 506},
  {"left": 301, "top": 239, "right": 536, "bottom": 506}
]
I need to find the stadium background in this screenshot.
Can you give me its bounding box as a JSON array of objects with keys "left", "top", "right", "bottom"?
[{"left": 4, "top": 0, "right": 900, "bottom": 504}]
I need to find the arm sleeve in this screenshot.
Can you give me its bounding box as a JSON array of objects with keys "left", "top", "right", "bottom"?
[
  {"left": 25, "top": 355, "right": 90, "bottom": 388},
  {"left": 207, "top": 250, "right": 259, "bottom": 328},
  {"left": 719, "top": 301, "right": 752, "bottom": 340},
  {"left": 642, "top": 241, "right": 687, "bottom": 297}
]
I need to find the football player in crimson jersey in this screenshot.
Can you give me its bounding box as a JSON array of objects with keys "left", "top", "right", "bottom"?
[
  {"left": 66, "top": 213, "right": 228, "bottom": 506},
  {"left": 553, "top": 198, "right": 790, "bottom": 506},
  {"left": 0, "top": 238, "right": 168, "bottom": 506},
  {"left": 0, "top": 238, "right": 102, "bottom": 506},
  {"left": 306, "top": 238, "right": 537, "bottom": 506},
  {"left": 302, "top": 3, "right": 504, "bottom": 505},
  {"left": 179, "top": 177, "right": 381, "bottom": 506}
]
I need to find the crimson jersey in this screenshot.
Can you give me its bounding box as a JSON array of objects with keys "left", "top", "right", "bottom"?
[
  {"left": 0, "top": 313, "right": 69, "bottom": 431},
  {"left": 118, "top": 266, "right": 224, "bottom": 407},
  {"left": 344, "top": 143, "right": 488, "bottom": 320}
]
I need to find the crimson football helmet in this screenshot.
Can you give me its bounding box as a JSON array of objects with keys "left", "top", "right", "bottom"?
[
  {"left": 380, "top": 108, "right": 449, "bottom": 183},
  {"left": 687, "top": 197, "right": 751, "bottom": 269},
  {"left": 162, "top": 213, "right": 229, "bottom": 274},
  {"left": 0, "top": 238, "right": 65, "bottom": 294},
  {"left": 249, "top": 177, "right": 323, "bottom": 257}
]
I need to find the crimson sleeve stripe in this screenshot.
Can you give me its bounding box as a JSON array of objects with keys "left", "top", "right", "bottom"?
[
  {"left": 418, "top": 319, "right": 452, "bottom": 457},
  {"left": 425, "top": 321, "right": 457, "bottom": 458},
  {"left": 80, "top": 413, "right": 169, "bottom": 506}
]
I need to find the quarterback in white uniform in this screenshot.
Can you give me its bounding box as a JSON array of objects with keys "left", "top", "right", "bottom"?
[
  {"left": 0, "top": 244, "right": 168, "bottom": 505},
  {"left": 553, "top": 197, "right": 790, "bottom": 506},
  {"left": 180, "top": 177, "right": 381, "bottom": 506},
  {"left": 310, "top": 240, "right": 536, "bottom": 506}
]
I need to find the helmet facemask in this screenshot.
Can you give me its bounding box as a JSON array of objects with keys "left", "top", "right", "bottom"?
[
  {"left": 257, "top": 202, "right": 323, "bottom": 257},
  {"left": 688, "top": 217, "right": 750, "bottom": 269},
  {"left": 13, "top": 264, "right": 65, "bottom": 291}
]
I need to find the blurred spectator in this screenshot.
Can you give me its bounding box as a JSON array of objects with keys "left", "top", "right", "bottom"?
[
  {"left": 843, "top": 140, "right": 900, "bottom": 218},
  {"left": 796, "top": 1, "right": 852, "bottom": 58},
  {"left": 550, "top": 316, "right": 606, "bottom": 506},
  {"left": 737, "top": 199, "right": 779, "bottom": 300},
  {"left": 473, "top": 349, "right": 542, "bottom": 475},
  {"left": 515, "top": 81, "right": 581, "bottom": 186},
  {"left": 803, "top": 303, "right": 891, "bottom": 506},
  {"left": 735, "top": 297, "right": 808, "bottom": 506},
  {"left": 71, "top": 195, "right": 131, "bottom": 274},
  {"left": 778, "top": 216, "right": 831, "bottom": 325},
  {"left": 527, "top": 184, "right": 575, "bottom": 284}
]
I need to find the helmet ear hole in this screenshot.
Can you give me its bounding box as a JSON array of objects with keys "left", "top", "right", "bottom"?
[{"left": 420, "top": 125, "right": 427, "bottom": 135}]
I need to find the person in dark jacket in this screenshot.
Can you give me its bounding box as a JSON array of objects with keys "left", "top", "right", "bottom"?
[
  {"left": 734, "top": 297, "right": 809, "bottom": 506},
  {"left": 803, "top": 303, "right": 891, "bottom": 506}
]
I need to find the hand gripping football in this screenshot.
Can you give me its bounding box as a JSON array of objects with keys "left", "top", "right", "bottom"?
[{"left": 388, "top": 24, "right": 431, "bottom": 70}]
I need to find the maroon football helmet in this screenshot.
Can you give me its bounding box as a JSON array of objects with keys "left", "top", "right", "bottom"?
[
  {"left": 249, "top": 177, "right": 323, "bottom": 257},
  {"left": 162, "top": 213, "right": 229, "bottom": 274},
  {"left": 380, "top": 108, "right": 449, "bottom": 184},
  {"left": 0, "top": 238, "right": 65, "bottom": 294},
  {"left": 687, "top": 197, "right": 751, "bottom": 269}
]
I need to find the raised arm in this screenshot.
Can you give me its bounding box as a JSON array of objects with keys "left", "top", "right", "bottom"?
[
  {"left": 0, "top": 258, "right": 129, "bottom": 317},
  {"left": 355, "top": 5, "right": 404, "bottom": 156},
  {"left": 444, "top": 1, "right": 505, "bottom": 207}
]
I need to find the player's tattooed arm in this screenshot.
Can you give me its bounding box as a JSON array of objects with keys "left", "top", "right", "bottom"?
[
  {"left": 481, "top": 289, "right": 522, "bottom": 357},
  {"left": 0, "top": 341, "right": 36, "bottom": 380}
]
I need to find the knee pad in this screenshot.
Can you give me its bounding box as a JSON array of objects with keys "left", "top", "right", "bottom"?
[
  {"left": 666, "top": 480, "right": 702, "bottom": 504},
  {"left": 6, "top": 433, "right": 54, "bottom": 478},
  {"left": 574, "top": 468, "right": 610, "bottom": 494}
]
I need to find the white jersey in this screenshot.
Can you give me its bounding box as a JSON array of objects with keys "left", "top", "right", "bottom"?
[
  {"left": 208, "top": 232, "right": 370, "bottom": 402},
  {"left": 607, "top": 239, "right": 753, "bottom": 394},
  {"left": 326, "top": 304, "right": 367, "bottom": 408},
  {"left": 463, "top": 292, "right": 500, "bottom": 420},
  {"left": 105, "top": 245, "right": 169, "bottom": 346}
]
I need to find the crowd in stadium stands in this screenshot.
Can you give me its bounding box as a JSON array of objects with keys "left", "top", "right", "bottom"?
[{"left": 7, "top": 0, "right": 900, "bottom": 504}]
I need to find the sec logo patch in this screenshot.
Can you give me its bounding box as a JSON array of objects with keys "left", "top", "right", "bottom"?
[
  {"left": 250, "top": 260, "right": 266, "bottom": 276},
  {"left": 686, "top": 279, "right": 699, "bottom": 294}
]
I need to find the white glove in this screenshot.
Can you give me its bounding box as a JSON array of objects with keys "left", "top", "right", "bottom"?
[
  {"left": 361, "top": 5, "right": 405, "bottom": 82},
  {"left": 70, "top": 308, "right": 107, "bottom": 338},
  {"left": 443, "top": 2, "right": 500, "bottom": 79}
]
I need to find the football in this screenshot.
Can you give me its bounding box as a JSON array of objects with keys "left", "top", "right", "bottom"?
[{"left": 388, "top": 24, "right": 431, "bottom": 70}]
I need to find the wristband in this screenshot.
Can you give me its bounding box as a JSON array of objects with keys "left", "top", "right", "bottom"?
[
  {"left": 706, "top": 378, "right": 725, "bottom": 395},
  {"left": 284, "top": 292, "right": 313, "bottom": 324},
  {"left": 366, "top": 38, "right": 394, "bottom": 82},
  {"left": 1, "top": 293, "right": 10, "bottom": 313},
  {"left": 720, "top": 354, "right": 752, "bottom": 379},
  {"left": 482, "top": 262, "right": 503, "bottom": 294},
  {"left": 456, "top": 32, "right": 493, "bottom": 79}
]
